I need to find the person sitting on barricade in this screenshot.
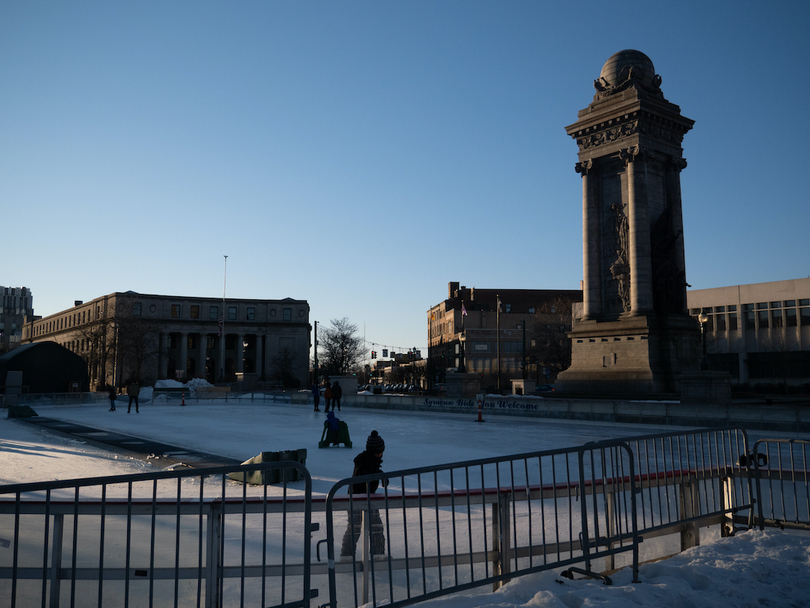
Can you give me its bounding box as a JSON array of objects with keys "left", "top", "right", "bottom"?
[{"left": 319, "top": 411, "right": 352, "bottom": 448}]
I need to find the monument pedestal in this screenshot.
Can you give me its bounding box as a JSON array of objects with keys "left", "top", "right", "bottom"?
[
  {"left": 678, "top": 371, "right": 732, "bottom": 406},
  {"left": 445, "top": 372, "right": 481, "bottom": 398},
  {"left": 556, "top": 314, "right": 700, "bottom": 395}
]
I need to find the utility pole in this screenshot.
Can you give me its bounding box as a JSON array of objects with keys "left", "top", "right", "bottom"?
[
  {"left": 218, "top": 255, "right": 227, "bottom": 382},
  {"left": 313, "top": 320, "right": 319, "bottom": 385}
]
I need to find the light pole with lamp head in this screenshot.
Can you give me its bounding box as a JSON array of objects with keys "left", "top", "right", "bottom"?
[{"left": 698, "top": 312, "right": 709, "bottom": 371}]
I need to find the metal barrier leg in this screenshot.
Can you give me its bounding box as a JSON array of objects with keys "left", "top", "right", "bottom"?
[
  {"left": 205, "top": 504, "right": 222, "bottom": 608},
  {"left": 362, "top": 510, "right": 370, "bottom": 606},
  {"left": 49, "top": 514, "right": 64, "bottom": 608},
  {"left": 679, "top": 480, "right": 700, "bottom": 551}
]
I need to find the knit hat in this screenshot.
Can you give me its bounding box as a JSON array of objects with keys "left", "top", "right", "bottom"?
[{"left": 366, "top": 430, "right": 385, "bottom": 454}]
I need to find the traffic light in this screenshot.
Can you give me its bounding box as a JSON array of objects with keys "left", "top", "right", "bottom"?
[{"left": 371, "top": 350, "right": 376, "bottom": 359}]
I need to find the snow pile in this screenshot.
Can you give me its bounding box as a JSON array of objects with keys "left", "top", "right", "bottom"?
[
  {"left": 151, "top": 378, "right": 214, "bottom": 401},
  {"left": 427, "top": 529, "right": 810, "bottom": 608}
]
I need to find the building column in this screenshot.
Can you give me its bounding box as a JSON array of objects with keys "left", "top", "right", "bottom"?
[
  {"left": 179, "top": 332, "right": 188, "bottom": 378},
  {"left": 623, "top": 146, "right": 654, "bottom": 315},
  {"left": 198, "top": 333, "right": 206, "bottom": 379},
  {"left": 255, "top": 333, "right": 263, "bottom": 379},
  {"left": 577, "top": 159, "right": 600, "bottom": 319},
  {"left": 158, "top": 333, "right": 168, "bottom": 379}
]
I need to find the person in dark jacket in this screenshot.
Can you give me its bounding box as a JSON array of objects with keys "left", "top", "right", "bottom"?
[
  {"left": 108, "top": 385, "right": 117, "bottom": 411},
  {"left": 127, "top": 381, "right": 140, "bottom": 413},
  {"left": 312, "top": 383, "right": 321, "bottom": 411},
  {"left": 323, "top": 382, "right": 333, "bottom": 412},
  {"left": 332, "top": 381, "right": 342, "bottom": 411},
  {"left": 341, "top": 430, "right": 386, "bottom": 557}
]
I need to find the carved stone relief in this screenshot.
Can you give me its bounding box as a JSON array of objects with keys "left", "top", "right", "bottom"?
[{"left": 603, "top": 201, "right": 630, "bottom": 314}]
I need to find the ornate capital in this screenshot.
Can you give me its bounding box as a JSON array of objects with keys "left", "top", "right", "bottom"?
[
  {"left": 669, "top": 157, "right": 688, "bottom": 172},
  {"left": 620, "top": 145, "right": 656, "bottom": 165},
  {"left": 575, "top": 159, "right": 593, "bottom": 175}
]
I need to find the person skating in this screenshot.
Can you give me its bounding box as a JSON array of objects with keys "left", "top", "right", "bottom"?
[
  {"left": 323, "top": 382, "right": 333, "bottom": 412},
  {"left": 108, "top": 385, "right": 117, "bottom": 411},
  {"left": 341, "top": 430, "right": 387, "bottom": 557},
  {"left": 312, "top": 383, "right": 321, "bottom": 411},
  {"left": 127, "top": 381, "right": 140, "bottom": 413},
  {"left": 332, "top": 380, "right": 342, "bottom": 411}
]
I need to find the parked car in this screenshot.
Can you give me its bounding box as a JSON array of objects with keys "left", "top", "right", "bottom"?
[{"left": 535, "top": 384, "right": 555, "bottom": 392}]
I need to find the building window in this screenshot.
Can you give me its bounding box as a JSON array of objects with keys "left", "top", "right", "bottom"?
[
  {"left": 228, "top": 306, "right": 237, "bottom": 321},
  {"left": 786, "top": 308, "right": 797, "bottom": 327},
  {"left": 772, "top": 309, "right": 783, "bottom": 328},
  {"left": 171, "top": 305, "right": 181, "bottom": 318},
  {"left": 188, "top": 335, "right": 196, "bottom": 349},
  {"left": 800, "top": 307, "right": 810, "bottom": 327},
  {"left": 716, "top": 313, "right": 726, "bottom": 332},
  {"left": 209, "top": 306, "right": 219, "bottom": 320},
  {"left": 756, "top": 302, "right": 767, "bottom": 310},
  {"left": 728, "top": 312, "right": 738, "bottom": 331},
  {"left": 744, "top": 311, "right": 756, "bottom": 330},
  {"left": 190, "top": 305, "right": 200, "bottom": 319},
  {"left": 757, "top": 310, "right": 769, "bottom": 329},
  {"left": 247, "top": 307, "right": 256, "bottom": 321},
  {"left": 283, "top": 308, "right": 292, "bottom": 321},
  {"left": 785, "top": 300, "right": 796, "bottom": 307},
  {"left": 207, "top": 336, "right": 215, "bottom": 349},
  {"left": 132, "top": 303, "right": 142, "bottom": 316}
]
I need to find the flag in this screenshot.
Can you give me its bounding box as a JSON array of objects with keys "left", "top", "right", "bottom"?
[
  {"left": 217, "top": 315, "right": 224, "bottom": 337},
  {"left": 461, "top": 303, "right": 468, "bottom": 316}
]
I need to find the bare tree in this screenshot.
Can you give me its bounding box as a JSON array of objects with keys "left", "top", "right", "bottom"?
[
  {"left": 77, "top": 315, "right": 115, "bottom": 388},
  {"left": 270, "top": 347, "right": 300, "bottom": 388},
  {"left": 319, "top": 317, "right": 363, "bottom": 376}
]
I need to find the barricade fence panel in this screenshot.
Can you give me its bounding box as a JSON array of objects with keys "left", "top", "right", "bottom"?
[
  {"left": 322, "top": 441, "right": 639, "bottom": 608},
  {"left": 608, "top": 427, "right": 754, "bottom": 548},
  {"left": 3, "top": 426, "right": 806, "bottom": 608},
  {"left": 751, "top": 438, "right": 810, "bottom": 531},
  {"left": 0, "top": 462, "right": 313, "bottom": 608}
]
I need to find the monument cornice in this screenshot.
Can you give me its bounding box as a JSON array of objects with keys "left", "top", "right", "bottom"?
[{"left": 568, "top": 109, "right": 693, "bottom": 153}]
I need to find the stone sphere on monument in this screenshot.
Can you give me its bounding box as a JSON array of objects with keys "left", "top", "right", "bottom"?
[{"left": 599, "top": 49, "right": 657, "bottom": 89}]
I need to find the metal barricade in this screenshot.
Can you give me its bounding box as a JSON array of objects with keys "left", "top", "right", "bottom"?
[
  {"left": 0, "top": 461, "right": 314, "bottom": 608},
  {"left": 322, "top": 441, "right": 639, "bottom": 608},
  {"left": 612, "top": 427, "right": 752, "bottom": 551},
  {"left": 750, "top": 438, "right": 810, "bottom": 532}
]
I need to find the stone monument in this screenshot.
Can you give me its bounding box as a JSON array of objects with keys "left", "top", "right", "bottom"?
[{"left": 555, "top": 50, "right": 700, "bottom": 395}]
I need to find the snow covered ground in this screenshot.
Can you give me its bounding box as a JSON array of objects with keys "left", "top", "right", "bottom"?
[{"left": 2, "top": 397, "right": 810, "bottom": 607}]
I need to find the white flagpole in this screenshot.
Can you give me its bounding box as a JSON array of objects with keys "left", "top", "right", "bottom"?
[{"left": 219, "top": 255, "right": 228, "bottom": 382}]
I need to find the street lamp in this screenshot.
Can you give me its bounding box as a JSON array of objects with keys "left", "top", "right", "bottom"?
[
  {"left": 697, "top": 312, "right": 709, "bottom": 371},
  {"left": 458, "top": 333, "right": 466, "bottom": 373}
]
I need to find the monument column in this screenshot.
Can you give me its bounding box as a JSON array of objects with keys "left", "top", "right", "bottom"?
[
  {"left": 668, "top": 158, "right": 689, "bottom": 311},
  {"left": 622, "top": 147, "right": 654, "bottom": 315},
  {"left": 577, "top": 159, "right": 601, "bottom": 319}
]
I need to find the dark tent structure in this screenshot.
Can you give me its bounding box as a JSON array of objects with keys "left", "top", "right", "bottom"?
[{"left": 0, "top": 342, "right": 89, "bottom": 393}]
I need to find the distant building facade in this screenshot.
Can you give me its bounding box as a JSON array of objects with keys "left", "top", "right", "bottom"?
[
  {"left": 22, "top": 291, "right": 311, "bottom": 390},
  {"left": 1, "top": 286, "right": 33, "bottom": 353},
  {"left": 687, "top": 278, "right": 810, "bottom": 387},
  {"left": 428, "top": 282, "right": 582, "bottom": 391}
]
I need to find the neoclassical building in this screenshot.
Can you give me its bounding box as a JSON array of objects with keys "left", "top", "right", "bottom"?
[{"left": 22, "top": 291, "right": 310, "bottom": 389}]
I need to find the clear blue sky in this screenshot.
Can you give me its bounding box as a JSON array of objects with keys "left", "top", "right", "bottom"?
[{"left": 2, "top": 1, "right": 808, "bottom": 357}]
